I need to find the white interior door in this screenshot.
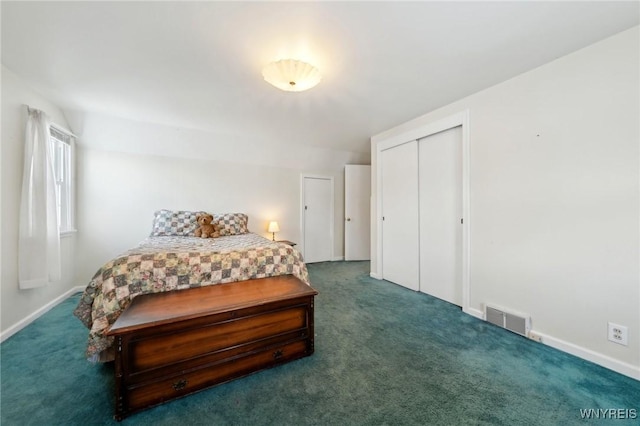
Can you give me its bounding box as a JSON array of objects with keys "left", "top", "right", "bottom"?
[
  {"left": 345, "top": 165, "right": 371, "bottom": 261},
  {"left": 418, "top": 126, "right": 462, "bottom": 306},
  {"left": 302, "top": 176, "right": 333, "bottom": 263},
  {"left": 381, "top": 141, "right": 419, "bottom": 291}
]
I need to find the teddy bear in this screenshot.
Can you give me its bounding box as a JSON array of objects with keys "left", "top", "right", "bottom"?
[{"left": 194, "top": 213, "right": 217, "bottom": 238}]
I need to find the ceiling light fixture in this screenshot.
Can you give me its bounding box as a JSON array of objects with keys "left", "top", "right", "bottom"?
[{"left": 262, "top": 59, "right": 321, "bottom": 92}]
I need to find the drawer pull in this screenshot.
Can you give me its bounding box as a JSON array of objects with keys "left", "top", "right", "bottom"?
[
  {"left": 273, "top": 349, "right": 284, "bottom": 360},
  {"left": 172, "top": 379, "right": 188, "bottom": 391}
]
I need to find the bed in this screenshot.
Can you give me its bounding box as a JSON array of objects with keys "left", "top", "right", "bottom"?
[{"left": 73, "top": 210, "right": 310, "bottom": 363}]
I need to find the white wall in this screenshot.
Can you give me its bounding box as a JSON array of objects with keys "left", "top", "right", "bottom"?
[
  {"left": 371, "top": 27, "right": 639, "bottom": 378},
  {"left": 1, "top": 65, "right": 78, "bottom": 338},
  {"left": 72, "top": 112, "right": 368, "bottom": 285}
]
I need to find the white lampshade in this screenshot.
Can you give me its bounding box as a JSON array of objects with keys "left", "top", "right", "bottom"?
[
  {"left": 262, "top": 59, "right": 321, "bottom": 92},
  {"left": 268, "top": 221, "right": 280, "bottom": 233}
]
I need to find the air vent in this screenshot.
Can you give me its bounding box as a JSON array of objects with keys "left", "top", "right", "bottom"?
[{"left": 484, "top": 305, "right": 530, "bottom": 337}]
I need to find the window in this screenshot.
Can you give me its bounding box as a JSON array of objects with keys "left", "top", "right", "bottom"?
[{"left": 49, "top": 125, "right": 76, "bottom": 234}]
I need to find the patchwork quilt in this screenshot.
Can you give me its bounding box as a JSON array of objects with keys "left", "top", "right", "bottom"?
[{"left": 73, "top": 233, "right": 309, "bottom": 361}]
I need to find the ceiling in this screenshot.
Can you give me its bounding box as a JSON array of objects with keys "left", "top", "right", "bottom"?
[{"left": 2, "top": 1, "right": 638, "bottom": 154}]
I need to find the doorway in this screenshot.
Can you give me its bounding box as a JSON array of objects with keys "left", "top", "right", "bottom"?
[
  {"left": 301, "top": 175, "right": 333, "bottom": 263},
  {"left": 374, "top": 110, "right": 470, "bottom": 313},
  {"left": 345, "top": 165, "right": 371, "bottom": 261}
]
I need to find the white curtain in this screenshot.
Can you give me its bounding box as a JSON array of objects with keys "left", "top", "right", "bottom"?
[{"left": 18, "top": 108, "right": 61, "bottom": 289}]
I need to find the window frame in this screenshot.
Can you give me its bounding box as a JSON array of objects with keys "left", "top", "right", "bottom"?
[{"left": 49, "top": 124, "right": 76, "bottom": 236}]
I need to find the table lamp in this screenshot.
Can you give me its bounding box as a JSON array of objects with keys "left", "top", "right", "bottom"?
[{"left": 268, "top": 221, "right": 280, "bottom": 241}]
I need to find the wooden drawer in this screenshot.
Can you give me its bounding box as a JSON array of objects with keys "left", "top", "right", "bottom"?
[
  {"left": 129, "top": 305, "right": 308, "bottom": 372},
  {"left": 108, "top": 275, "right": 317, "bottom": 421},
  {"left": 127, "top": 339, "right": 308, "bottom": 412}
]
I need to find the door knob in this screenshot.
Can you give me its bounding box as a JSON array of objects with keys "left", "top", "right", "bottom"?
[{"left": 346, "top": 218, "right": 351, "bottom": 221}]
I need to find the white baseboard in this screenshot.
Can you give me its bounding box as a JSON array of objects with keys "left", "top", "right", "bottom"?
[
  {"left": 464, "top": 307, "right": 638, "bottom": 381},
  {"left": 464, "top": 306, "right": 484, "bottom": 320},
  {"left": 370, "top": 272, "right": 382, "bottom": 280},
  {"left": 529, "top": 330, "right": 639, "bottom": 381},
  {"left": 0, "top": 286, "right": 84, "bottom": 343},
  {"left": 332, "top": 256, "right": 344, "bottom": 261}
]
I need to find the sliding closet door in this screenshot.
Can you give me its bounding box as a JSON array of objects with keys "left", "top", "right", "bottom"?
[
  {"left": 418, "top": 126, "right": 462, "bottom": 306},
  {"left": 381, "top": 141, "right": 419, "bottom": 291}
]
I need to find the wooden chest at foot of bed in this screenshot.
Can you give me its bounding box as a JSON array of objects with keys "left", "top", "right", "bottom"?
[{"left": 106, "top": 275, "right": 318, "bottom": 421}]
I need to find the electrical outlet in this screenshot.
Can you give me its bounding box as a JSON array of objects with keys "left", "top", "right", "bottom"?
[{"left": 607, "top": 322, "right": 628, "bottom": 346}]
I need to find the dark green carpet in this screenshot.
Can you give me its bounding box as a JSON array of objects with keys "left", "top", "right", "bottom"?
[{"left": 2, "top": 261, "right": 638, "bottom": 425}]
